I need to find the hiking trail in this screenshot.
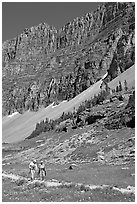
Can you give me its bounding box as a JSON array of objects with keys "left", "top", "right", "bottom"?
[{"left": 2, "top": 172, "right": 135, "bottom": 194}]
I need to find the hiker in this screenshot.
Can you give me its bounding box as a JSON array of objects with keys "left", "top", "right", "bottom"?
[
  {"left": 38, "top": 160, "right": 46, "bottom": 180},
  {"left": 29, "top": 159, "right": 38, "bottom": 181}
]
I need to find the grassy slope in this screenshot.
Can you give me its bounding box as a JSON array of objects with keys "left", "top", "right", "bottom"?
[
  {"left": 2, "top": 65, "right": 135, "bottom": 143},
  {"left": 2, "top": 124, "right": 135, "bottom": 201}
]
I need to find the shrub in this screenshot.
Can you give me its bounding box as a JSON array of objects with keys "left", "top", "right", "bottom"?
[
  {"left": 77, "top": 103, "right": 86, "bottom": 114},
  {"left": 126, "top": 91, "right": 135, "bottom": 109},
  {"left": 15, "top": 178, "right": 26, "bottom": 186},
  {"left": 118, "top": 95, "right": 124, "bottom": 101}
]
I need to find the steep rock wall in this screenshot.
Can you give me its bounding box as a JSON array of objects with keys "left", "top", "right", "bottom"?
[{"left": 2, "top": 2, "right": 135, "bottom": 115}]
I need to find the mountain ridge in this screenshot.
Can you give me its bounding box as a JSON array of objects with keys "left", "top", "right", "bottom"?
[{"left": 2, "top": 2, "right": 135, "bottom": 116}]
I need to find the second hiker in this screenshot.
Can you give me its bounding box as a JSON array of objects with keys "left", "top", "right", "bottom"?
[{"left": 38, "top": 160, "right": 46, "bottom": 180}]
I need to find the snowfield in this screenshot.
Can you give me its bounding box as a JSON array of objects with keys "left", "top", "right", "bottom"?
[{"left": 2, "top": 65, "right": 135, "bottom": 143}]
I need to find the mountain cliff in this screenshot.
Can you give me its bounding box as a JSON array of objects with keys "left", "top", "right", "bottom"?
[{"left": 2, "top": 2, "right": 135, "bottom": 115}]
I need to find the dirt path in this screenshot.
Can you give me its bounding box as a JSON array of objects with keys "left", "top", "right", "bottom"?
[{"left": 2, "top": 172, "right": 135, "bottom": 194}]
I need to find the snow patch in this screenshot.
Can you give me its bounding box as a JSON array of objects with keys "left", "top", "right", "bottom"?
[
  {"left": 36, "top": 140, "right": 44, "bottom": 143},
  {"left": 48, "top": 102, "right": 55, "bottom": 107},
  {"left": 46, "top": 181, "right": 62, "bottom": 187},
  {"left": 102, "top": 72, "right": 108, "bottom": 80},
  {"left": 121, "top": 167, "right": 129, "bottom": 170},
  {"left": 113, "top": 186, "right": 135, "bottom": 194},
  {"left": 8, "top": 112, "right": 19, "bottom": 118},
  {"left": 2, "top": 163, "right": 11, "bottom": 166},
  {"left": 87, "top": 184, "right": 109, "bottom": 190},
  {"left": 38, "top": 143, "right": 45, "bottom": 147},
  {"left": 52, "top": 100, "right": 67, "bottom": 108}
]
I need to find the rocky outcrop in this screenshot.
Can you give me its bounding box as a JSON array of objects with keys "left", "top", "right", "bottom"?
[
  {"left": 2, "top": 2, "right": 135, "bottom": 115},
  {"left": 104, "top": 91, "right": 135, "bottom": 129}
]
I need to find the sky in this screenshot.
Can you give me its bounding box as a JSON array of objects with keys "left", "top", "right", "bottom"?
[{"left": 2, "top": 2, "right": 101, "bottom": 42}]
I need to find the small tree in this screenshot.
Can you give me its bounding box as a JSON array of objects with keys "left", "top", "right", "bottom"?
[
  {"left": 124, "top": 80, "right": 128, "bottom": 91},
  {"left": 116, "top": 85, "right": 119, "bottom": 92},
  {"left": 92, "top": 95, "right": 96, "bottom": 106},
  {"left": 105, "top": 82, "right": 110, "bottom": 93},
  {"left": 119, "top": 81, "right": 122, "bottom": 92}
]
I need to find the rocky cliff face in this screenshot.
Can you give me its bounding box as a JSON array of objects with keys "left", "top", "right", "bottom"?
[{"left": 2, "top": 2, "right": 135, "bottom": 115}]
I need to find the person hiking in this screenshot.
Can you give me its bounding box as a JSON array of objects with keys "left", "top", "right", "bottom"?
[
  {"left": 29, "top": 159, "right": 38, "bottom": 181},
  {"left": 38, "top": 160, "right": 46, "bottom": 180}
]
